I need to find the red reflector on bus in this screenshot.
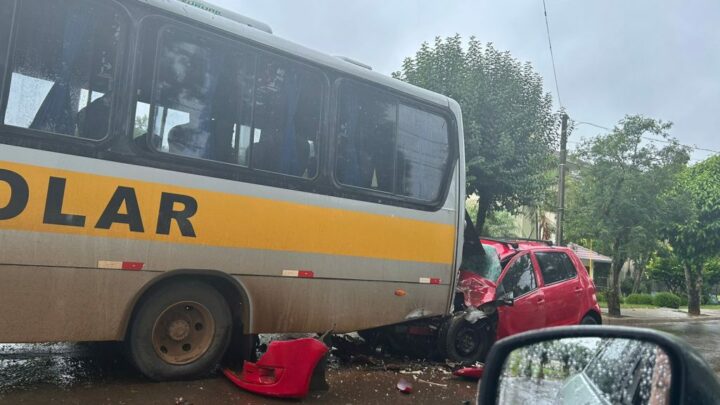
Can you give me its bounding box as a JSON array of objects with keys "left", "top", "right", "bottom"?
[
  {"left": 430, "top": 278, "right": 441, "bottom": 285},
  {"left": 121, "top": 262, "right": 144, "bottom": 271},
  {"left": 419, "top": 277, "right": 441, "bottom": 284},
  {"left": 282, "top": 270, "right": 315, "bottom": 278}
]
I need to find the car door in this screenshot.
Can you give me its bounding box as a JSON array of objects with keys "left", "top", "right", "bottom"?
[
  {"left": 496, "top": 253, "right": 547, "bottom": 339},
  {"left": 534, "top": 250, "right": 582, "bottom": 326}
]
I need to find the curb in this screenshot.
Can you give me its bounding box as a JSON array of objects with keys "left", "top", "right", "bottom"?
[{"left": 603, "top": 315, "right": 720, "bottom": 326}]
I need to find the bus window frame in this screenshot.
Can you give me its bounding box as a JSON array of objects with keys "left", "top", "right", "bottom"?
[
  {"left": 130, "top": 15, "right": 329, "bottom": 184},
  {"left": 0, "top": 0, "right": 131, "bottom": 149},
  {"left": 330, "top": 77, "right": 458, "bottom": 211},
  {"left": 0, "top": 0, "right": 16, "bottom": 117}
]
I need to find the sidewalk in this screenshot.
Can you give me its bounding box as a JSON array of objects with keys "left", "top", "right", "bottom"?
[{"left": 601, "top": 307, "right": 720, "bottom": 325}]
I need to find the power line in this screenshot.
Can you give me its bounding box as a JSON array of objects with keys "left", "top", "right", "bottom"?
[
  {"left": 575, "top": 121, "right": 610, "bottom": 131},
  {"left": 539, "top": 4, "right": 716, "bottom": 157},
  {"left": 542, "top": 0, "right": 563, "bottom": 108},
  {"left": 574, "top": 121, "right": 720, "bottom": 155}
]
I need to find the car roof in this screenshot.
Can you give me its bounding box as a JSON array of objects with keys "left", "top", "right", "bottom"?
[{"left": 480, "top": 238, "right": 575, "bottom": 260}]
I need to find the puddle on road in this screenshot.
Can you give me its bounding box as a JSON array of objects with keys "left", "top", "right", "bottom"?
[{"left": 0, "top": 342, "right": 137, "bottom": 394}]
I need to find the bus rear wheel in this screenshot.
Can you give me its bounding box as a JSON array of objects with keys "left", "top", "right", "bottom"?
[{"left": 127, "top": 281, "right": 232, "bottom": 381}]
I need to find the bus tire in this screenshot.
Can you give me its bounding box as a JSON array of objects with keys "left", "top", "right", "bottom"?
[
  {"left": 127, "top": 281, "right": 232, "bottom": 381},
  {"left": 443, "top": 313, "right": 493, "bottom": 364}
]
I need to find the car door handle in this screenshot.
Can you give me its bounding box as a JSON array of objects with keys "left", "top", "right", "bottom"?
[
  {"left": 574, "top": 287, "right": 583, "bottom": 294},
  {"left": 537, "top": 297, "right": 545, "bottom": 303}
]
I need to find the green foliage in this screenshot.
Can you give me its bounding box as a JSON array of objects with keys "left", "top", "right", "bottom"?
[
  {"left": 564, "top": 115, "right": 690, "bottom": 316},
  {"left": 625, "top": 293, "right": 654, "bottom": 305},
  {"left": 664, "top": 156, "right": 720, "bottom": 264},
  {"left": 646, "top": 245, "right": 686, "bottom": 295},
  {"left": 481, "top": 210, "right": 519, "bottom": 238},
  {"left": 663, "top": 155, "right": 720, "bottom": 314},
  {"left": 596, "top": 291, "right": 606, "bottom": 303},
  {"left": 704, "top": 257, "right": 720, "bottom": 287},
  {"left": 620, "top": 278, "right": 635, "bottom": 296},
  {"left": 394, "top": 36, "right": 559, "bottom": 230},
  {"left": 653, "top": 292, "right": 681, "bottom": 309}
]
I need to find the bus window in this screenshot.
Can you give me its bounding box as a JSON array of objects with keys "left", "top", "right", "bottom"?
[
  {"left": 336, "top": 82, "right": 451, "bottom": 203},
  {"left": 396, "top": 104, "right": 449, "bottom": 201},
  {"left": 2, "top": 0, "right": 123, "bottom": 140},
  {"left": 0, "top": 2, "right": 12, "bottom": 81},
  {"left": 138, "top": 26, "right": 255, "bottom": 165},
  {"left": 336, "top": 82, "right": 397, "bottom": 192},
  {"left": 251, "top": 56, "right": 323, "bottom": 178}
]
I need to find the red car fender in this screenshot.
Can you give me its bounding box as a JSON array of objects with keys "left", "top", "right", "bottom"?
[{"left": 457, "top": 270, "right": 497, "bottom": 308}]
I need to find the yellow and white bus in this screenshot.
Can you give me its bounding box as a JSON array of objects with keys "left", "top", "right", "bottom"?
[{"left": 0, "top": 0, "right": 465, "bottom": 379}]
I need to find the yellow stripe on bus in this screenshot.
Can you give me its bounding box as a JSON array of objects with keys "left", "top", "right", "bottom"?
[{"left": 0, "top": 161, "right": 456, "bottom": 264}]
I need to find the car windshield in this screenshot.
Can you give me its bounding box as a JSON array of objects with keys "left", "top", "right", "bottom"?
[{"left": 464, "top": 244, "right": 503, "bottom": 282}]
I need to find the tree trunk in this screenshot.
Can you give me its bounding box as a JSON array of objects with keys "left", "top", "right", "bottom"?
[
  {"left": 607, "top": 254, "right": 625, "bottom": 317},
  {"left": 684, "top": 263, "right": 703, "bottom": 316},
  {"left": 475, "top": 196, "right": 492, "bottom": 236},
  {"left": 607, "top": 268, "right": 622, "bottom": 317}
]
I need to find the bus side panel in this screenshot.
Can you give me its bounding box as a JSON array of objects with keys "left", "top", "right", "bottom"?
[
  {"left": 237, "top": 277, "right": 451, "bottom": 333},
  {"left": 0, "top": 264, "right": 156, "bottom": 343},
  {"left": 0, "top": 228, "right": 453, "bottom": 339},
  {"left": 0, "top": 149, "right": 458, "bottom": 340}
]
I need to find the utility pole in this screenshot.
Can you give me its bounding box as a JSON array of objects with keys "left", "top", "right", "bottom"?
[{"left": 556, "top": 113, "right": 569, "bottom": 246}]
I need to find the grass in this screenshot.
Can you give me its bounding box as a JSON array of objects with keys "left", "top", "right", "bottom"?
[{"left": 599, "top": 304, "right": 720, "bottom": 310}]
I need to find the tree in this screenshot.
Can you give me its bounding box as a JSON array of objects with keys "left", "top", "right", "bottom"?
[
  {"left": 565, "top": 116, "right": 689, "bottom": 317},
  {"left": 663, "top": 155, "right": 720, "bottom": 315},
  {"left": 393, "top": 36, "right": 559, "bottom": 231},
  {"left": 705, "top": 257, "right": 720, "bottom": 299},
  {"left": 481, "top": 210, "right": 520, "bottom": 238},
  {"left": 646, "top": 245, "right": 686, "bottom": 295}
]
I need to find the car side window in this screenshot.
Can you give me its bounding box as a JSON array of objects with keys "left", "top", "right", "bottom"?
[
  {"left": 500, "top": 254, "right": 537, "bottom": 298},
  {"left": 535, "top": 251, "right": 577, "bottom": 285}
]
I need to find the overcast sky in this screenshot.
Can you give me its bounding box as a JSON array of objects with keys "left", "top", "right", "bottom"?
[{"left": 213, "top": 0, "right": 719, "bottom": 162}]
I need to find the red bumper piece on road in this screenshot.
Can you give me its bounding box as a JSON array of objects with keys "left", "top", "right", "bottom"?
[
  {"left": 453, "top": 364, "right": 485, "bottom": 379},
  {"left": 223, "top": 338, "right": 329, "bottom": 399}
]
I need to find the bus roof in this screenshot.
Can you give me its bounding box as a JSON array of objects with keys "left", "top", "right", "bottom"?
[{"left": 135, "top": 0, "right": 455, "bottom": 109}]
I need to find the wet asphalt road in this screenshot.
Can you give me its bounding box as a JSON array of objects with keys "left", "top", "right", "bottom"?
[
  {"left": 1, "top": 321, "right": 718, "bottom": 404},
  {"left": 650, "top": 320, "right": 720, "bottom": 374},
  {"left": 0, "top": 341, "right": 477, "bottom": 405}
]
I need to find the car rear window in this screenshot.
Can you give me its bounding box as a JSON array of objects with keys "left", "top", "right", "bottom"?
[{"left": 535, "top": 251, "right": 577, "bottom": 285}]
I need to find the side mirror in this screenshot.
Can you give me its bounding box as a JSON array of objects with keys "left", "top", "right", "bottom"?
[
  {"left": 496, "top": 286, "right": 513, "bottom": 306},
  {"left": 477, "top": 326, "right": 720, "bottom": 405}
]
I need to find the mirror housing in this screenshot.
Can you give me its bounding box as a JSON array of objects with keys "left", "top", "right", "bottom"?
[{"left": 477, "top": 325, "right": 720, "bottom": 405}]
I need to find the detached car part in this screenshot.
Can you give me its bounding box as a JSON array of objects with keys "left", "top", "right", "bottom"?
[{"left": 223, "top": 337, "right": 328, "bottom": 399}]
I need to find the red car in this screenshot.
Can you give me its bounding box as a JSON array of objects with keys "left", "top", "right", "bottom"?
[{"left": 440, "top": 238, "right": 602, "bottom": 363}]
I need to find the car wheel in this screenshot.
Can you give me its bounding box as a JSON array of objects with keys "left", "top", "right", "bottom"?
[
  {"left": 580, "top": 314, "right": 598, "bottom": 325},
  {"left": 127, "top": 281, "right": 232, "bottom": 381},
  {"left": 443, "top": 313, "right": 493, "bottom": 364}
]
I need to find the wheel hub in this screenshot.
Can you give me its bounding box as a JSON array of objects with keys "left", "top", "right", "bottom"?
[
  {"left": 152, "top": 301, "right": 215, "bottom": 365},
  {"left": 457, "top": 329, "right": 480, "bottom": 355},
  {"left": 168, "top": 319, "right": 191, "bottom": 341}
]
